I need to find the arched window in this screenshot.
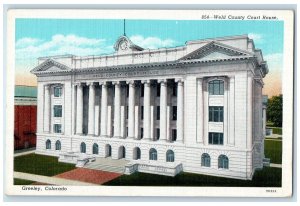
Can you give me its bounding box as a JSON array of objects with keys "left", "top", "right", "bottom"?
[
  {"left": 80, "top": 142, "right": 86, "bottom": 153},
  {"left": 92, "top": 143, "right": 99, "bottom": 154},
  {"left": 55, "top": 140, "right": 61, "bottom": 150},
  {"left": 201, "top": 153, "right": 211, "bottom": 167},
  {"left": 218, "top": 155, "right": 229, "bottom": 169},
  {"left": 133, "top": 147, "right": 141, "bottom": 160},
  {"left": 166, "top": 150, "right": 175, "bottom": 162},
  {"left": 149, "top": 148, "right": 157, "bottom": 160},
  {"left": 208, "top": 80, "right": 224, "bottom": 95},
  {"left": 46, "top": 139, "right": 51, "bottom": 149}
]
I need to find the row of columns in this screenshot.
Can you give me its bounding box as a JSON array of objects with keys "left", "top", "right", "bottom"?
[{"left": 74, "top": 79, "right": 184, "bottom": 142}]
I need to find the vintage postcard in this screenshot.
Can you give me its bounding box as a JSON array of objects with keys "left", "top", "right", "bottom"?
[{"left": 4, "top": 9, "right": 294, "bottom": 197}]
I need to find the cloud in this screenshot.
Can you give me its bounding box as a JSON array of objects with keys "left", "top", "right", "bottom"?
[
  {"left": 16, "top": 37, "right": 42, "bottom": 48},
  {"left": 15, "top": 34, "right": 112, "bottom": 61},
  {"left": 263, "top": 53, "right": 283, "bottom": 72},
  {"left": 248, "top": 33, "right": 264, "bottom": 43},
  {"left": 130, "top": 35, "right": 176, "bottom": 49}
]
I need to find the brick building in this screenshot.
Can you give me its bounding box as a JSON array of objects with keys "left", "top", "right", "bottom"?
[{"left": 14, "top": 85, "right": 37, "bottom": 150}]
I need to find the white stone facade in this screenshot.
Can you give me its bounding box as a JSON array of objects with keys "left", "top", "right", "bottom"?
[{"left": 31, "top": 34, "right": 268, "bottom": 180}]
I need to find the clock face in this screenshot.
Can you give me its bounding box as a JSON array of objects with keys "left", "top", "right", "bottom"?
[{"left": 120, "top": 41, "right": 128, "bottom": 50}]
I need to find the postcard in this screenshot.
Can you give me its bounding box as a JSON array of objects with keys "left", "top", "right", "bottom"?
[{"left": 4, "top": 9, "right": 294, "bottom": 197}]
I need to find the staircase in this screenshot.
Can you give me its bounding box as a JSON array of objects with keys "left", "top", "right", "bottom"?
[{"left": 83, "top": 157, "right": 129, "bottom": 174}]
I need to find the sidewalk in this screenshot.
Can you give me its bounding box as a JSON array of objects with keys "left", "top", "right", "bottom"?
[
  {"left": 14, "top": 172, "right": 99, "bottom": 186},
  {"left": 269, "top": 163, "right": 282, "bottom": 168},
  {"left": 14, "top": 148, "right": 36, "bottom": 157}
]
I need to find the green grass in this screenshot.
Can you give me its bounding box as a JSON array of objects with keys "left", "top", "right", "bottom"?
[
  {"left": 264, "top": 139, "right": 282, "bottom": 164},
  {"left": 14, "top": 178, "right": 35, "bottom": 185},
  {"left": 14, "top": 154, "right": 76, "bottom": 176},
  {"left": 104, "top": 167, "right": 281, "bottom": 187}
]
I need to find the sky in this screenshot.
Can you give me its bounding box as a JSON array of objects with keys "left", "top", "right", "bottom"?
[{"left": 15, "top": 19, "right": 284, "bottom": 97}]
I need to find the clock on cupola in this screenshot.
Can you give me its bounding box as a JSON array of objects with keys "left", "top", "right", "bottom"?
[{"left": 114, "top": 35, "right": 144, "bottom": 53}]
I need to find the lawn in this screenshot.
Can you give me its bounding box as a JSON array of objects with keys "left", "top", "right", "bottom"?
[
  {"left": 264, "top": 139, "right": 282, "bottom": 164},
  {"left": 14, "top": 178, "right": 34, "bottom": 185},
  {"left": 14, "top": 153, "right": 76, "bottom": 176},
  {"left": 104, "top": 167, "right": 281, "bottom": 187}
]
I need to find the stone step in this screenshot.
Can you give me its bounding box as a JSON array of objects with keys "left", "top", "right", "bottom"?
[{"left": 84, "top": 163, "right": 125, "bottom": 173}]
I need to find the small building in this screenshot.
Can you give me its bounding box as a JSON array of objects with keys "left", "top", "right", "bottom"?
[
  {"left": 14, "top": 85, "right": 37, "bottom": 150},
  {"left": 30, "top": 34, "right": 268, "bottom": 180}
]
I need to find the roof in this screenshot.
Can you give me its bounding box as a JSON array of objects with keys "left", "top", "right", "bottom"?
[{"left": 15, "top": 86, "right": 37, "bottom": 98}]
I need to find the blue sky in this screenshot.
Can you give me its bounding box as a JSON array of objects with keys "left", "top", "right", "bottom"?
[{"left": 15, "top": 19, "right": 284, "bottom": 95}]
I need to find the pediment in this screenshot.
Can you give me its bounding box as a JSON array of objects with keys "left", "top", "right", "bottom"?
[
  {"left": 180, "top": 41, "right": 252, "bottom": 61},
  {"left": 30, "top": 59, "right": 70, "bottom": 74},
  {"left": 114, "top": 35, "right": 144, "bottom": 53}
]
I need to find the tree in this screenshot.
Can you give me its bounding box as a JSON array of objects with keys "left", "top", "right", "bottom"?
[{"left": 266, "top": 95, "right": 283, "bottom": 127}]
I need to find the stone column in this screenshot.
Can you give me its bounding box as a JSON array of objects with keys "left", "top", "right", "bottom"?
[
  {"left": 176, "top": 79, "right": 184, "bottom": 142},
  {"left": 197, "top": 78, "right": 203, "bottom": 143},
  {"left": 76, "top": 84, "right": 83, "bottom": 135},
  {"left": 44, "top": 84, "right": 51, "bottom": 133},
  {"left": 113, "top": 81, "right": 121, "bottom": 138},
  {"left": 88, "top": 82, "right": 95, "bottom": 135},
  {"left": 229, "top": 77, "right": 235, "bottom": 145},
  {"left": 142, "top": 80, "right": 151, "bottom": 140},
  {"left": 247, "top": 75, "right": 253, "bottom": 149},
  {"left": 71, "top": 84, "right": 76, "bottom": 135},
  {"left": 100, "top": 82, "right": 108, "bottom": 136},
  {"left": 127, "top": 80, "right": 135, "bottom": 138},
  {"left": 158, "top": 79, "right": 167, "bottom": 141}
]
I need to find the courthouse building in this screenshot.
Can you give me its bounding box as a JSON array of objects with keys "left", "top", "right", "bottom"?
[{"left": 31, "top": 34, "right": 268, "bottom": 180}]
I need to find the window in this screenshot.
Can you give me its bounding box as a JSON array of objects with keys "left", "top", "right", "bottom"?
[
  {"left": 55, "top": 140, "right": 61, "bottom": 150},
  {"left": 166, "top": 150, "right": 175, "bottom": 162},
  {"left": 126, "top": 106, "right": 129, "bottom": 119},
  {"left": 126, "top": 127, "right": 128, "bottom": 137},
  {"left": 149, "top": 148, "right": 157, "bottom": 160},
  {"left": 140, "top": 128, "right": 144, "bottom": 139},
  {"left": 156, "top": 128, "right": 160, "bottom": 140},
  {"left": 141, "top": 84, "right": 144, "bottom": 97},
  {"left": 208, "top": 80, "right": 224, "bottom": 95},
  {"left": 173, "top": 84, "right": 177, "bottom": 96},
  {"left": 53, "top": 105, "right": 62, "bottom": 117},
  {"left": 171, "top": 129, "right": 177, "bottom": 141},
  {"left": 54, "top": 124, "right": 62, "bottom": 133},
  {"left": 46, "top": 139, "right": 51, "bottom": 149},
  {"left": 172, "top": 106, "right": 177, "bottom": 120},
  {"left": 201, "top": 153, "right": 211, "bottom": 167},
  {"left": 93, "top": 143, "right": 99, "bottom": 154},
  {"left": 218, "top": 155, "right": 229, "bottom": 169},
  {"left": 80, "top": 142, "right": 86, "bottom": 153},
  {"left": 141, "top": 106, "right": 144, "bottom": 120},
  {"left": 157, "top": 84, "right": 160, "bottom": 97},
  {"left": 209, "top": 106, "right": 223, "bottom": 122},
  {"left": 54, "top": 86, "right": 62, "bottom": 97},
  {"left": 156, "top": 106, "right": 160, "bottom": 120},
  {"left": 208, "top": 132, "right": 223, "bottom": 145}
]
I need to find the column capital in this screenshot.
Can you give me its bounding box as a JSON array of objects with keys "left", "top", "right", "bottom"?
[
  {"left": 175, "top": 78, "right": 184, "bottom": 84},
  {"left": 74, "top": 83, "right": 83, "bottom": 87},
  {"left": 99, "top": 81, "right": 107, "bottom": 87},
  {"left": 44, "top": 84, "right": 51, "bottom": 90},
  {"left": 141, "top": 79, "right": 151, "bottom": 85},
  {"left": 112, "top": 81, "right": 120, "bottom": 85},
  {"left": 86, "top": 82, "right": 95, "bottom": 87},
  {"left": 157, "top": 79, "right": 167, "bottom": 84},
  {"left": 126, "top": 80, "right": 136, "bottom": 85}
]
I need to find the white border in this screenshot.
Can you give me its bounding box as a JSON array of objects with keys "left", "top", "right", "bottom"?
[{"left": 5, "top": 9, "right": 294, "bottom": 197}]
